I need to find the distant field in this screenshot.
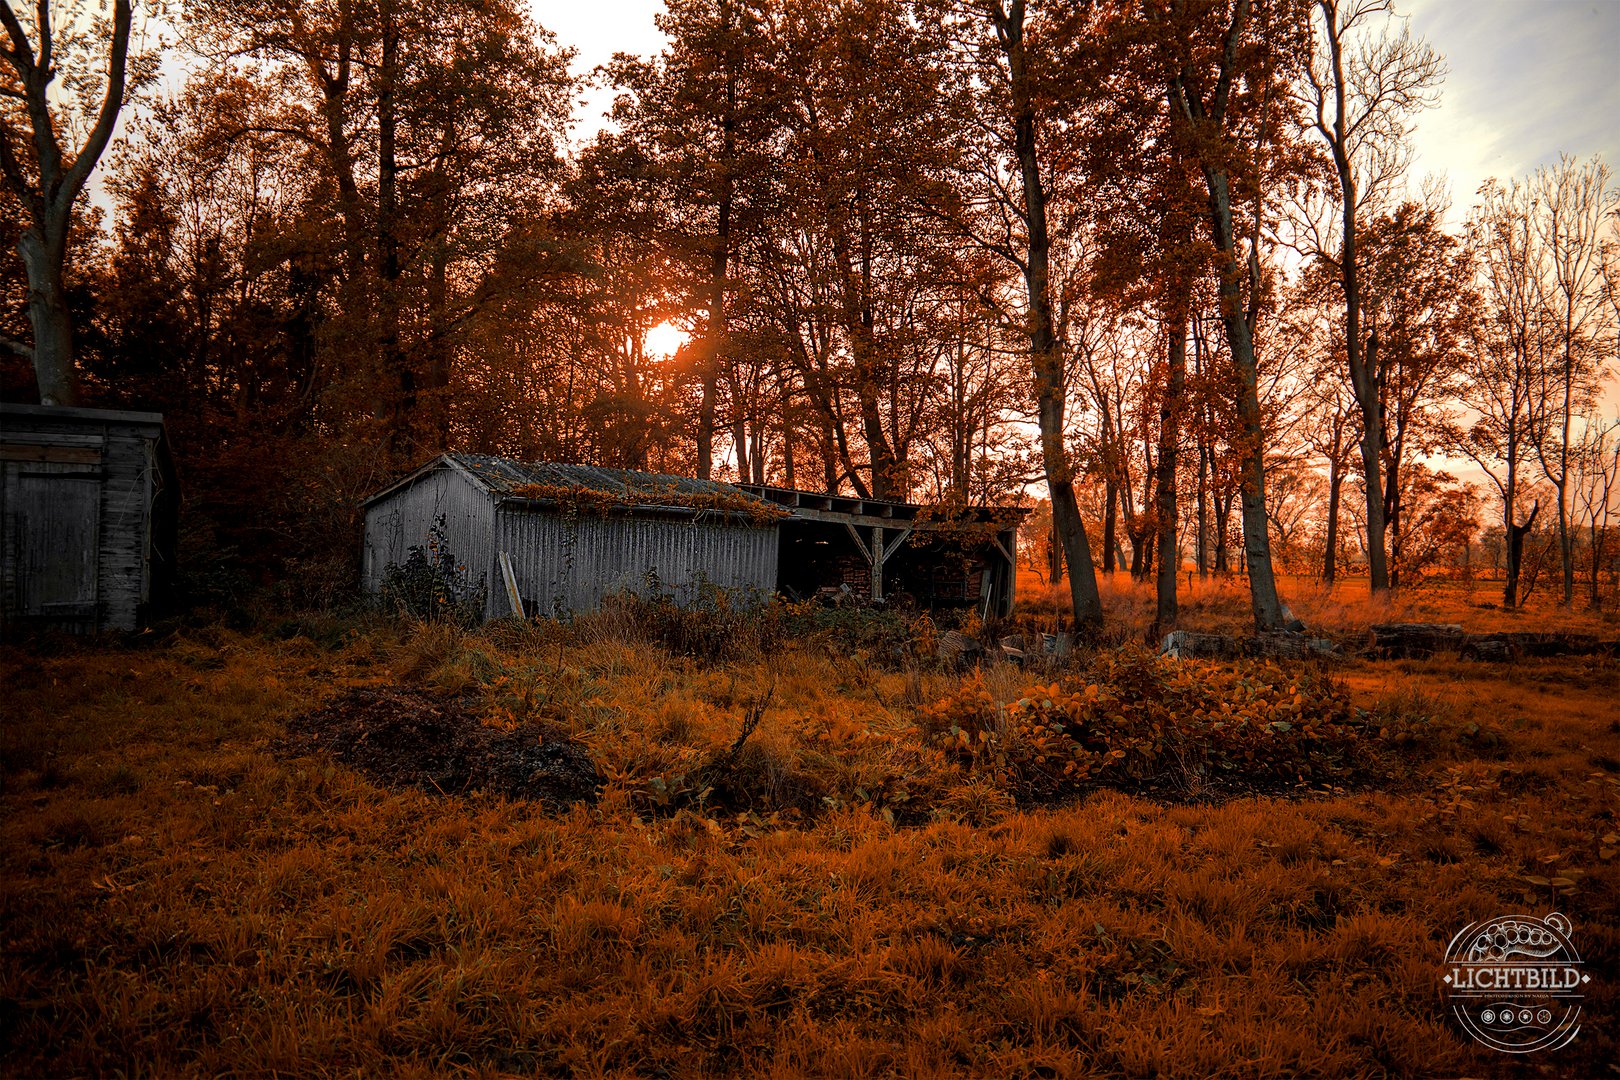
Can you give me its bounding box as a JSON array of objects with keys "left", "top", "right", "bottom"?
[
  {"left": 2, "top": 588, "right": 1616, "bottom": 1077},
  {"left": 1015, "top": 567, "right": 1620, "bottom": 640}
]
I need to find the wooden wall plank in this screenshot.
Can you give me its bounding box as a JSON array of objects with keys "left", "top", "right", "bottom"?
[{"left": 0, "top": 445, "right": 102, "bottom": 464}]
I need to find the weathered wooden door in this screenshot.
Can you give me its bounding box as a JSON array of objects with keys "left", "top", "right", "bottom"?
[{"left": 3, "top": 462, "right": 101, "bottom": 628}]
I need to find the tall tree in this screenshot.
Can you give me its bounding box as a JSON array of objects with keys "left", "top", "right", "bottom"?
[
  {"left": 611, "top": 0, "right": 782, "bottom": 481},
  {"left": 1294, "top": 0, "right": 1441, "bottom": 593},
  {"left": 1150, "top": 0, "right": 1310, "bottom": 631},
  {"left": 1457, "top": 177, "right": 1543, "bottom": 608},
  {"left": 966, "top": 0, "right": 1105, "bottom": 632},
  {"left": 1571, "top": 412, "right": 1619, "bottom": 609},
  {"left": 0, "top": 0, "right": 134, "bottom": 404},
  {"left": 1355, "top": 200, "right": 1472, "bottom": 585},
  {"left": 1527, "top": 155, "right": 1617, "bottom": 606},
  {"left": 184, "top": 0, "right": 572, "bottom": 457}
]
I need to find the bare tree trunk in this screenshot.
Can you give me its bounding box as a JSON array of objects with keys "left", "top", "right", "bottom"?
[
  {"left": 15, "top": 233, "right": 74, "bottom": 403},
  {"left": 1196, "top": 445, "right": 1209, "bottom": 577},
  {"left": 994, "top": 0, "right": 1103, "bottom": 632},
  {"left": 821, "top": 413, "right": 838, "bottom": 493},
  {"left": 1215, "top": 487, "right": 1232, "bottom": 574},
  {"left": 695, "top": 0, "right": 739, "bottom": 481},
  {"left": 0, "top": 0, "right": 133, "bottom": 405},
  {"left": 377, "top": 2, "right": 409, "bottom": 458},
  {"left": 1324, "top": 449, "right": 1342, "bottom": 584},
  {"left": 1103, "top": 478, "right": 1118, "bottom": 574},
  {"left": 1385, "top": 458, "right": 1403, "bottom": 589},
  {"left": 1506, "top": 501, "right": 1538, "bottom": 609},
  {"left": 1154, "top": 311, "right": 1187, "bottom": 632},
  {"left": 732, "top": 413, "right": 751, "bottom": 481},
  {"left": 1194, "top": 317, "right": 1209, "bottom": 578},
  {"left": 782, "top": 400, "right": 797, "bottom": 489},
  {"left": 1203, "top": 168, "right": 1286, "bottom": 629},
  {"left": 1167, "top": 9, "right": 1287, "bottom": 631}
]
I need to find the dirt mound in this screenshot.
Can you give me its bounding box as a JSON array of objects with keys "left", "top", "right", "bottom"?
[{"left": 281, "top": 686, "right": 600, "bottom": 807}]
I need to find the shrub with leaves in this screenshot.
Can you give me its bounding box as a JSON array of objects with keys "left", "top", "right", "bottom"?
[
  {"left": 919, "top": 647, "right": 1424, "bottom": 800},
  {"left": 378, "top": 515, "right": 487, "bottom": 626}
]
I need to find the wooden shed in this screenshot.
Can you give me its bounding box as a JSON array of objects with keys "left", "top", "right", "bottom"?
[
  {"left": 1, "top": 404, "right": 178, "bottom": 633},
  {"left": 735, "top": 484, "right": 1024, "bottom": 619},
  {"left": 362, "top": 454, "right": 783, "bottom": 619},
  {"left": 363, "top": 453, "right": 1025, "bottom": 622}
]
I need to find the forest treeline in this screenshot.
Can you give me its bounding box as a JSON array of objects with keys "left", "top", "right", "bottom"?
[{"left": 2, "top": 0, "right": 1617, "bottom": 627}]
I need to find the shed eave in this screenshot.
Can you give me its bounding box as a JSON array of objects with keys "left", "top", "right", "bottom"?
[
  {"left": 0, "top": 402, "right": 167, "bottom": 428},
  {"left": 361, "top": 453, "right": 491, "bottom": 509}
]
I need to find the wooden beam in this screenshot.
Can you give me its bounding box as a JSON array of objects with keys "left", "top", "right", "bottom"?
[
  {"left": 0, "top": 444, "right": 101, "bottom": 464},
  {"left": 844, "top": 522, "right": 873, "bottom": 564},
  {"left": 882, "top": 527, "right": 912, "bottom": 563},
  {"left": 780, "top": 505, "right": 917, "bottom": 529},
  {"left": 1001, "top": 530, "right": 1018, "bottom": 617}
]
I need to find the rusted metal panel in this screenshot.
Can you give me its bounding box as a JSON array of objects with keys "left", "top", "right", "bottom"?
[
  {"left": 361, "top": 463, "right": 497, "bottom": 604},
  {"left": 495, "top": 506, "right": 777, "bottom": 617}
]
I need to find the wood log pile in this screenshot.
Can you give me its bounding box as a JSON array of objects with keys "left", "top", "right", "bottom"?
[
  {"left": 1368, "top": 623, "right": 1615, "bottom": 662},
  {"left": 939, "top": 622, "right": 1614, "bottom": 669},
  {"left": 1152, "top": 624, "right": 1618, "bottom": 665}
]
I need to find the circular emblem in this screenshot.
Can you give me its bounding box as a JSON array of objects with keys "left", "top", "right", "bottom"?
[{"left": 1443, "top": 912, "right": 1588, "bottom": 1053}]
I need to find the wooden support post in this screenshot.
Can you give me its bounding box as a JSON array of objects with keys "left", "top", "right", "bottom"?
[
  {"left": 871, "top": 526, "right": 884, "bottom": 601},
  {"left": 999, "top": 529, "right": 1017, "bottom": 617}
]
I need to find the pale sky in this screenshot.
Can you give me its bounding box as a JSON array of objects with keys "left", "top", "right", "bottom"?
[{"left": 1403, "top": 0, "right": 1620, "bottom": 215}]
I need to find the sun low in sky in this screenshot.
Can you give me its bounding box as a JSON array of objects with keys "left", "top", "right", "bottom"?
[{"left": 643, "top": 319, "right": 689, "bottom": 361}]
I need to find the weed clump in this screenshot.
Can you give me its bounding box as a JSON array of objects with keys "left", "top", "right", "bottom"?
[
  {"left": 377, "top": 515, "right": 487, "bottom": 625},
  {"left": 580, "top": 581, "right": 777, "bottom": 662},
  {"left": 281, "top": 686, "right": 599, "bottom": 807},
  {"left": 919, "top": 647, "right": 1421, "bottom": 803}
]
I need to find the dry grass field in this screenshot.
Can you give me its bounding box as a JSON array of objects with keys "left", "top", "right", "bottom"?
[{"left": 2, "top": 579, "right": 1617, "bottom": 1077}]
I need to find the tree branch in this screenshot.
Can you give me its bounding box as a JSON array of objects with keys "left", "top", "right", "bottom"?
[{"left": 60, "top": 0, "right": 131, "bottom": 207}]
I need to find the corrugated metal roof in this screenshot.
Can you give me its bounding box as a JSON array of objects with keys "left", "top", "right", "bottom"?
[{"left": 450, "top": 453, "right": 773, "bottom": 509}]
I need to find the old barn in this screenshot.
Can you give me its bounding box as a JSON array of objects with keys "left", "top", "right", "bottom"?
[
  {"left": 1, "top": 404, "right": 178, "bottom": 633},
  {"left": 362, "top": 455, "right": 781, "bottom": 619},
  {"left": 361, "top": 453, "right": 1023, "bottom": 620}
]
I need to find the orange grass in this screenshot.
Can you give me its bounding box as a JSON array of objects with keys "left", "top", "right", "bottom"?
[
  {"left": 1014, "top": 567, "right": 1620, "bottom": 641},
  {"left": 2, "top": 611, "right": 1617, "bottom": 1077}
]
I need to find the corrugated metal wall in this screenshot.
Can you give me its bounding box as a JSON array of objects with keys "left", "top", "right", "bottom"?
[
  {"left": 496, "top": 507, "right": 778, "bottom": 617},
  {"left": 362, "top": 466, "right": 497, "bottom": 608}
]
